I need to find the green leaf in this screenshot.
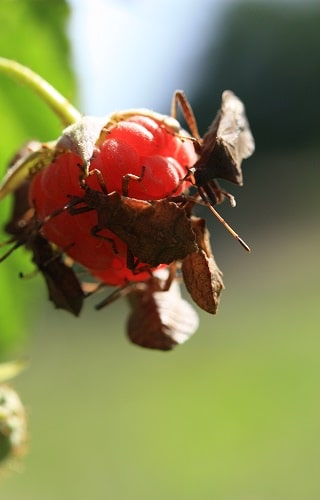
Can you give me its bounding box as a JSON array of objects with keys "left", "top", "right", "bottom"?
[{"left": 0, "top": 0, "right": 77, "bottom": 356}]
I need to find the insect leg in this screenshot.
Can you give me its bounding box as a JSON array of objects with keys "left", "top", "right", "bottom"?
[
  {"left": 91, "top": 225, "right": 119, "bottom": 255},
  {"left": 95, "top": 281, "right": 146, "bottom": 310},
  {"left": 171, "top": 90, "right": 201, "bottom": 140},
  {"left": 67, "top": 202, "right": 95, "bottom": 216},
  {"left": 77, "top": 162, "right": 108, "bottom": 195},
  {"left": 122, "top": 165, "right": 146, "bottom": 197},
  {"left": 125, "top": 249, "right": 153, "bottom": 276},
  {"left": 87, "top": 168, "right": 108, "bottom": 194}
]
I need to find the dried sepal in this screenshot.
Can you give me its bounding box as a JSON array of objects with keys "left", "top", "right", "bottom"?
[
  {"left": 0, "top": 140, "right": 56, "bottom": 200},
  {"left": 0, "top": 116, "right": 109, "bottom": 200},
  {"left": 29, "top": 233, "right": 84, "bottom": 316},
  {"left": 0, "top": 116, "right": 109, "bottom": 199},
  {"left": 182, "top": 217, "right": 224, "bottom": 314},
  {"left": 69, "top": 188, "right": 197, "bottom": 267},
  {"left": 56, "top": 116, "right": 109, "bottom": 175},
  {"left": 193, "top": 90, "right": 255, "bottom": 187},
  {"left": 3, "top": 177, "right": 84, "bottom": 316},
  {"left": 126, "top": 273, "right": 199, "bottom": 350}
]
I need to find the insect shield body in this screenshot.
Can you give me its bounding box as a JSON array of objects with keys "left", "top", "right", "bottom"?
[
  {"left": 193, "top": 91, "right": 254, "bottom": 190},
  {"left": 70, "top": 189, "right": 198, "bottom": 268},
  {"left": 189, "top": 91, "right": 255, "bottom": 251}
]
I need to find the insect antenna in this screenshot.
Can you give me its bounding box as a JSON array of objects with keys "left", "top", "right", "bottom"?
[
  {"left": 198, "top": 186, "right": 251, "bottom": 252},
  {"left": 0, "top": 239, "right": 23, "bottom": 262}
]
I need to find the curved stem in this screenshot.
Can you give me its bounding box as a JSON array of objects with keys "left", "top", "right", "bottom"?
[{"left": 0, "top": 57, "right": 81, "bottom": 126}]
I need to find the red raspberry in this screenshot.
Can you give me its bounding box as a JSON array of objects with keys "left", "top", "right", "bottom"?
[
  {"left": 29, "top": 115, "right": 198, "bottom": 285},
  {"left": 89, "top": 263, "right": 159, "bottom": 287}
]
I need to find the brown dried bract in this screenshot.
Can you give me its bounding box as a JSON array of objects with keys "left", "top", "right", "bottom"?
[
  {"left": 2, "top": 171, "right": 84, "bottom": 317},
  {"left": 7, "top": 216, "right": 84, "bottom": 317},
  {"left": 55, "top": 116, "right": 108, "bottom": 176},
  {"left": 126, "top": 272, "right": 199, "bottom": 350},
  {"left": 28, "top": 231, "right": 84, "bottom": 316},
  {"left": 0, "top": 140, "right": 56, "bottom": 200},
  {"left": 182, "top": 217, "right": 224, "bottom": 314},
  {"left": 69, "top": 188, "right": 197, "bottom": 268}
]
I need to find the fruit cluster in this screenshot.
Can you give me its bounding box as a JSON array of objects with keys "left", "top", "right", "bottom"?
[
  {"left": 29, "top": 115, "right": 197, "bottom": 285},
  {"left": 0, "top": 58, "right": 254, "bottom": 350}
]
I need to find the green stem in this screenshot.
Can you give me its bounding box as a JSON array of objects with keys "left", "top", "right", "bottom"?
[{"left": 0, "top": 57, "right": 81, "bottom": 126}]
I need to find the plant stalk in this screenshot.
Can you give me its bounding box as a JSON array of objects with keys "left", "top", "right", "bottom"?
[{"left": 0, "top": 57, "right": 81, "bottom": 126}]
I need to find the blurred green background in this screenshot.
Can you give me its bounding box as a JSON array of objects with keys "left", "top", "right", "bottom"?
[{"left": 0, "top": 0, "right": 319, "bottom": 499}]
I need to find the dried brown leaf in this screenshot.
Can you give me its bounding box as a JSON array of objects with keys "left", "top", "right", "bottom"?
[
  {"left": 182, "top": 217, "right": 224, "bottom": 314},
  {"left": 29, "top": 233, "right": 84, "bottom": 316},
  {"left": 3, "top": 172, "right": 84, "bottom": 316},
  {"left": 0, "top": 140, "right": 56, "bottom": 200},
  {"left": 126, "top": 276, "right": 199, "bottom": 350}
]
